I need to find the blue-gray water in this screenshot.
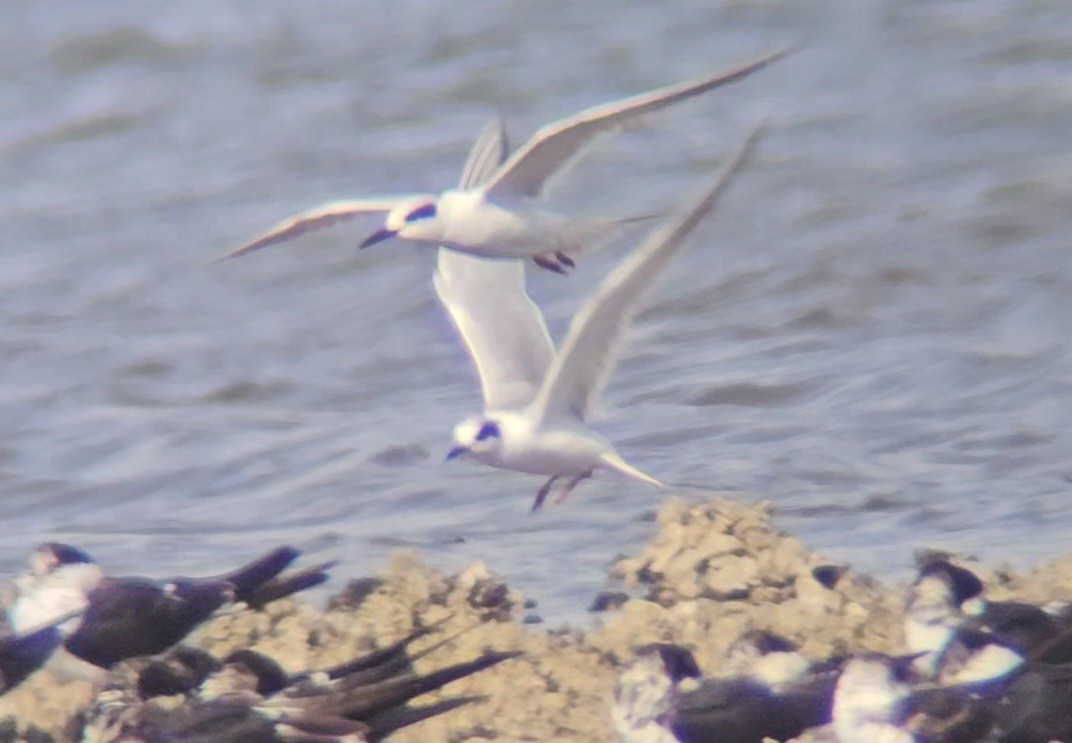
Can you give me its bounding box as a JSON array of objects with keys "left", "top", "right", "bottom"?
[{"left": 3, "top": 0, "right": 1070, "bottom": 622}]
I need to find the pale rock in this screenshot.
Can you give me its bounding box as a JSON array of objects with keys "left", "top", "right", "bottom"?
[
  {"left": 694, "top": 530, "right": 745, "bottom": 560},
  {"left": 703, "top": 555, "right": 759, "bottom": 600},
  {"left": 456, "top": 561, "right": 491, "bottom": 592}
]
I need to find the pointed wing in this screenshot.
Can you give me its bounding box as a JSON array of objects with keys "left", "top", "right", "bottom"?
[
  {"left": 457, "top": 117, "right": 510, "bottom": 190},
  {"left": 528, "top": 124, "right": 763, "bottom": 423},
  {"left": 434, "top": 117, "right": 556, "bottom": 411},
  {"left": 483, "top": 47, "right": 789, "bottom": 200},
  {"left": 224, "top": 196, "right": 430, "bottom": 259}
]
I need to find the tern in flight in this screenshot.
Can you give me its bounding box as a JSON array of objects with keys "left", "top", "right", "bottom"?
[
  {"left": 226, "top": 47, "right": 787, "bottom": 272},
  {"left": 440, "top": 116, "right": 763, "bottom": 510}
]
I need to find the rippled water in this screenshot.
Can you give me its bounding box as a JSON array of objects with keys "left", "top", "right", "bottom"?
[{"left": 2, "top": 0, "right": 1071, "bottom": 622}]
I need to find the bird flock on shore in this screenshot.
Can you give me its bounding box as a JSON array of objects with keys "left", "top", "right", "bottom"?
[
  {"left": 612, "top": 557, "right": 1072, "bottom": 743},
  {"left": 0, "top": 542, "right": 519, "bottom": 741},
  {"left": 5, "top": 36, "right": 1067, "bottom": 743},
  {"left": 5, "top": 540, "right": 1072, "bottom": 742}
]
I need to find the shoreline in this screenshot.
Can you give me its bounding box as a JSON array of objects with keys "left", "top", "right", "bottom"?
[{"left": 4, "top": 494, "right": 1072, "bottom": 742}]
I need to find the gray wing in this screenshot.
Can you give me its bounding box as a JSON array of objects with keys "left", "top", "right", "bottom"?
[
  {"left": 433, "top": 117, "right": 555, "bottom": 412},
  {"left": 224, "top": 196, "right": 429, "bottom": 259},
  {"left": 528, "top": 124, "right": 763, "bottom": 423},
  {"left": 483, "top": 47, "right": 789, "bottom": 200}
]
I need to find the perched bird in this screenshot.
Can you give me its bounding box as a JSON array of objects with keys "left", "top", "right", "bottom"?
[
  {"left": 226, "top": 48, "right": 789, "bottom": 271},
  {"left": 5, "top": 542, "right": 332, "bottom": 677},
  {"left": 933, "top": 627, "right": 1024, "bottom": 690},
  {"left": 721, "top": 630, "right": 813, "bottom": 689},
  {"left": 812, "top": 564, "right": 848, "bottom": 591},
  {"left": 612, "top": 643, "right": 700, "bottom": 743},
  {"left": 131, "top": 618, "right": 452, "bottom": 699},
  {"left": 80, "top": 625, "right": 521, "bottom": 743},
  {"left": 130, "top": 644, "right": 223, "bottom": 699},
  {"left": 831, "top": 653, "right": 921, "bottom": 743},
  {"left": 831, "top": 653, "right": 996, "bottom": 743},
  {"left": 442, "top": 121, "right": 764, "bottom": 509},
  {"left": 974, "top": 605, "right": 1072, "bottom": 742},
  {"left": 904, "top": 559, "right": 985, "bottom": 677},
  {"left": 908, "top": 556, "right": 1072, "bottom": 662},
  {"left": 904, "top": 558, "right": 1039, "bottom": 688},
  {"left": 613, "top": 635, "right": 837, "bottom": 743}
]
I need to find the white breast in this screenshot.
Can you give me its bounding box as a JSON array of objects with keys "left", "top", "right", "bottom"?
[
  {"left": 7, "top": 563, "right": 101, "bottom": 634},
  {"left": 439, "top": 190, "right": 551, "bottom": 259}
]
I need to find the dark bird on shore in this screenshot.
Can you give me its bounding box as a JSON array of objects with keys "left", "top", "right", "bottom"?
[
  {"left": 905, "top": 557, "right": 1072, "bottom": 693},
  {"left": 812, "top": 564, "right": 848, "bottom": 591},
  {"left": 131, "top": 618, "right": 453, "bottom": 700},
  {"left": 612, "top": 634, "right": 840, "bottom": 743},
  {"left": 933, "top": 625, "right": 1025, "bottom": 691},
  {"left": 80, "top": 623, "right": 521, "bottom": 743},
  {"left": 904, "top": 557, "right": 1029, "bottom": 681},
  {"left": 5, "top": 542, "right": 333, "bottom": 679},
  {"left": 962, "top": 593, "right": 1072, "bottom": 660}
]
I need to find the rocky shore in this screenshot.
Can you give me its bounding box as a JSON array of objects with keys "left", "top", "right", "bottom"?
[{"left": 5, "top": 494, "right": 1072, "bottom": 743}]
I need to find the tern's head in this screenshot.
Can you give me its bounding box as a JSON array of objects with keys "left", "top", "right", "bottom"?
[
  {"left": 904, "top": 562, "right": 972, "bottom": 664},
  {"left": 724, "top": 630, "right": 809, "bottom": 692},
  {"left": 361, "top": 197, "right": 442, "bottom": 249},
  {"left": 219, "top": 649, "right": 290, "bottom": 696},
  {"left": 612, "top": 644, "right": 699, "bottom": 743},
  {"left": 446, "top": 416, "right": 504, "bottom": 462},
  {"left": 8, "top": 543, "right": 101, "bottom": 635},
  {"left": 833, "top": 654, "right": 918, "bottom": 740},
  {"left": 30, "top": 542, "right": 96, "bottom": 577},
  {"left": 136, "top": 646, "right": 221, "bottom": 699},
  {"left": 915, "top": 559, "right": 984, "bottom": 606},
  {"left": 641, "top": 643, "right": 703, "bottom": 684}
]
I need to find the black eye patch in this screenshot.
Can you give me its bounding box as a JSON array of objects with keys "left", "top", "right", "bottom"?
[
  {"left": 45, "top": 542, "right": 95, "bottom": 566},
  {"left": 405, "top": 203, "right": 437, "bottom": 223},
  {"left": 475, "top": 421, "right": 500, "bottom": 441}
]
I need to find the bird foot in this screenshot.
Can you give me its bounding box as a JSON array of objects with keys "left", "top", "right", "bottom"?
[
  {"left": 532, "top": 253, "right": 571, "bottom": 274},
  {"left": 531, "top": 476, "right": 559, "bottom": 513}
]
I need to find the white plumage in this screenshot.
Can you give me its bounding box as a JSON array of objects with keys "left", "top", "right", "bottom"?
[{"left": 226, "top": 48, "right": 788, "bottom": 271}]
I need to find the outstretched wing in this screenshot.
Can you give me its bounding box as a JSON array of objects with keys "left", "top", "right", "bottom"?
[
  {"left": 433, "top": 117, "right": 556, "bottom": 412},
  {"left": 483, "top": 47, "right": 789, "bottom": 200},
  {"left": 528, "top": 124, "right": 763, "bottom": 424},
  {"left": 224, "top": 196, "right": 430, "bottom": 259}
]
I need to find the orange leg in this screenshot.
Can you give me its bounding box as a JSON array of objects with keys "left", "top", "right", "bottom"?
[
  {"left": 532, "top": 253, "right": 569, "bottom": 274},
  {"left": 531, "top": 476, "right": 560, "bottom": 513}
]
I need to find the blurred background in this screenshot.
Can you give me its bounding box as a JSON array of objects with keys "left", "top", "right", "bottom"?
[{"left": 2, "top": 0, "right": 1070, "bottom": 622}]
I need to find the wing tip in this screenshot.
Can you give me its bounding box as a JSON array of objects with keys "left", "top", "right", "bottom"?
[
  {"left": 217, "top": 240, "right": 269, "bottom": 262},
  {"left": 216, "top": 197, "right": 415, "bottom": 263}
]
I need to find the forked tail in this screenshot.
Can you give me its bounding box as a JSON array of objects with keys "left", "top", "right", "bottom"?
[{"left": 598, "top": 451, "right": 664, "bottom": 488}]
